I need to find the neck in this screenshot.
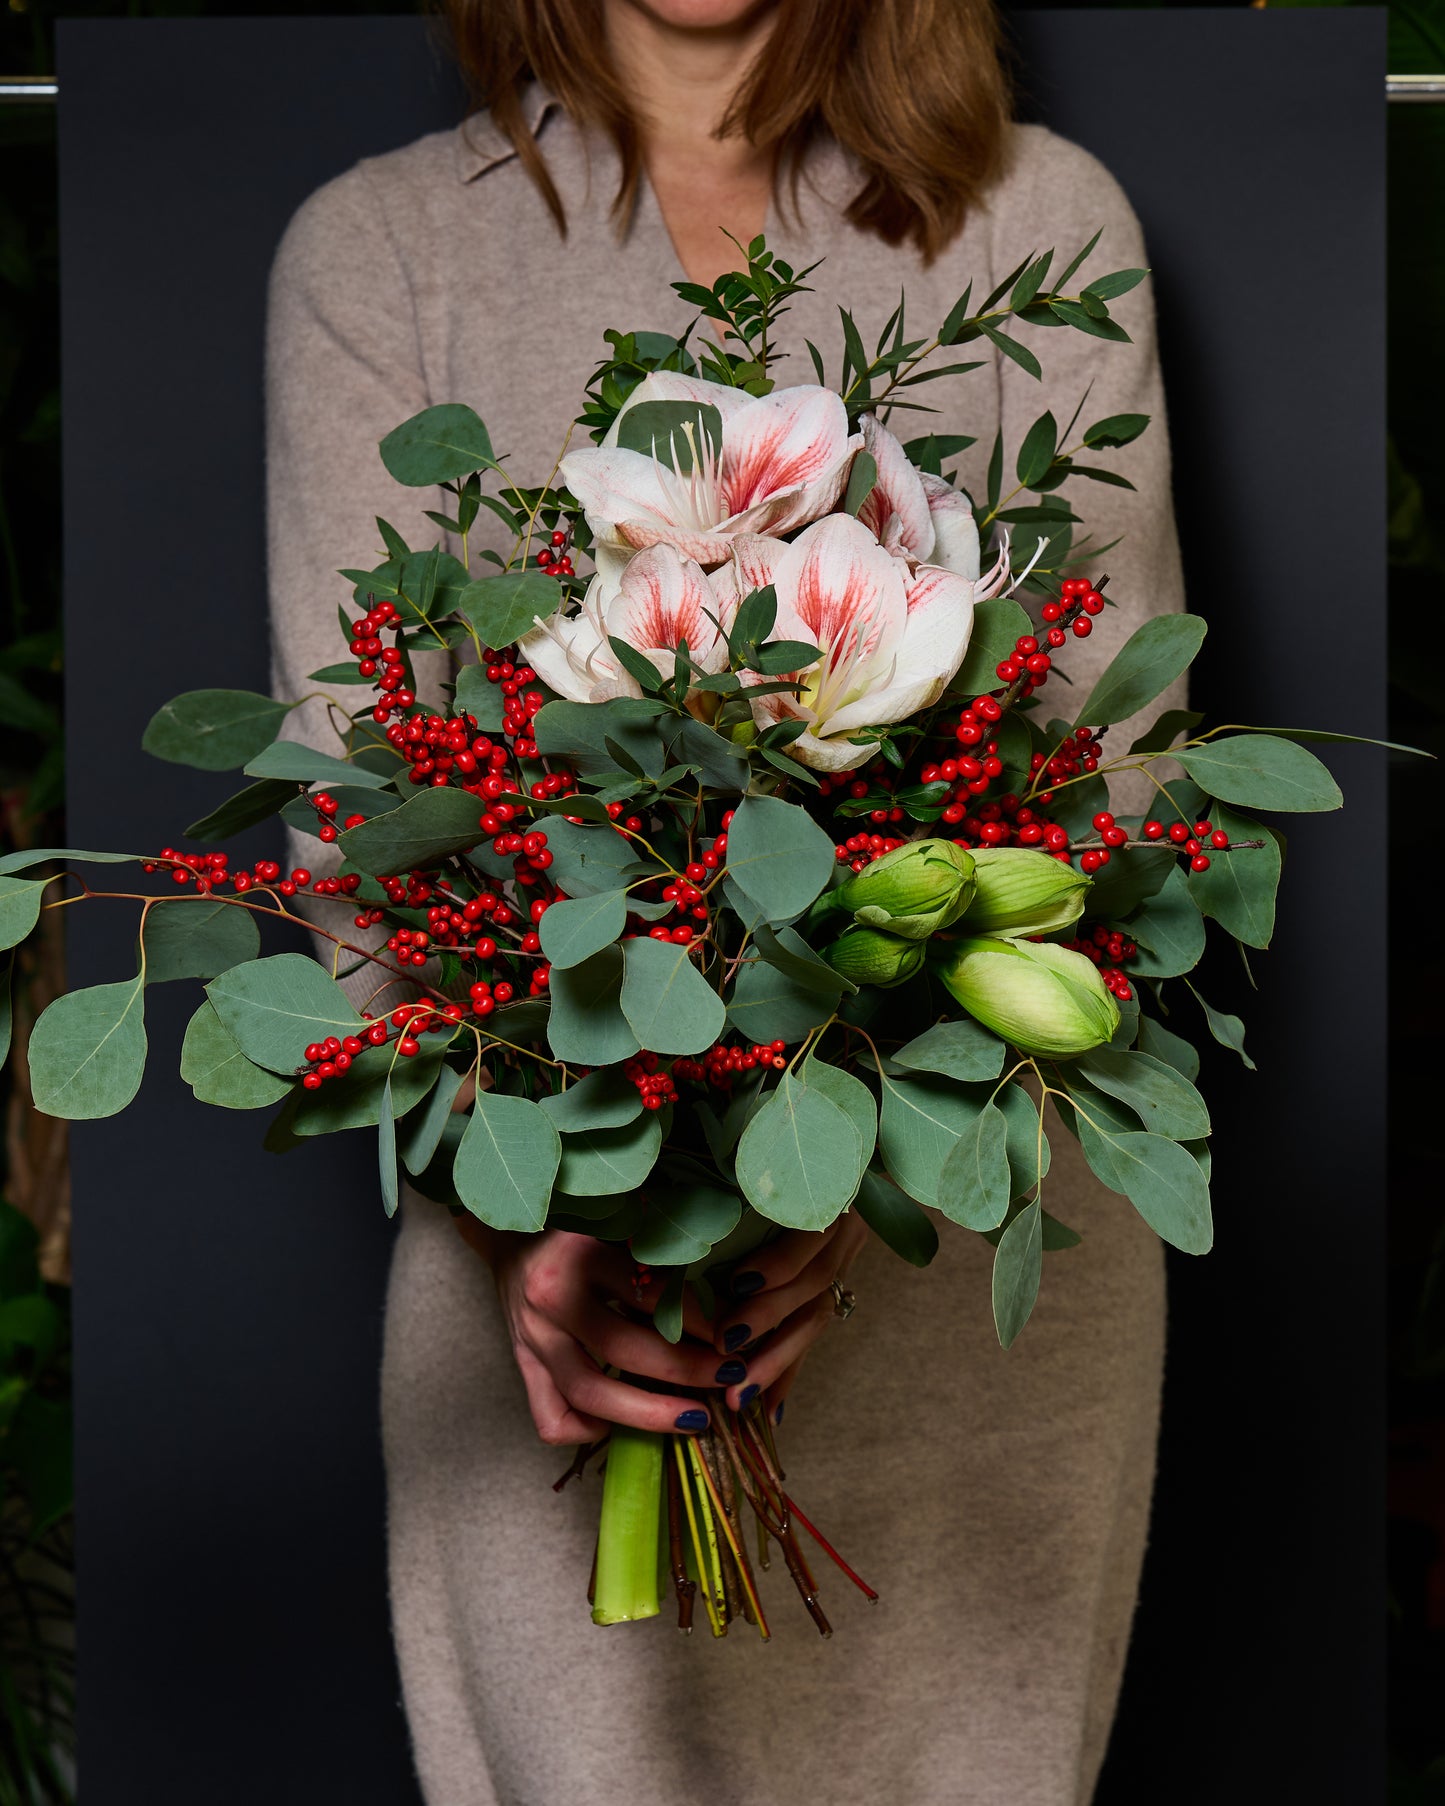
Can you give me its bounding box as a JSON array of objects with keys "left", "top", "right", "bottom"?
[{"left": 602, "top": 0, "right": 778, "bottom": 180}]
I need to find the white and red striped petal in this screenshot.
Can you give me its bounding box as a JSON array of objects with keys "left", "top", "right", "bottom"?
[
  {"left": 606, "top": 544, "right": 727, "bottom": 673},
  {"left": 856, "top": 415, "right": 934, "bottom": 560},
  {"left": 919, "top": 470, "right": 982, "bottom": 579}
]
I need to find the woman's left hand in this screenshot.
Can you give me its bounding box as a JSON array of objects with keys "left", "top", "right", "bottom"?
[{"left": 708, "top": 1212, "right": 869, "bottom": 1421}]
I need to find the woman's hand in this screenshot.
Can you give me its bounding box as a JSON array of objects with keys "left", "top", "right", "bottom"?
[
  {"left": 456, "top": 1218, "right": 741, "bottom": 1447},
  {"left": 710, "top": 1212, "right": 869, "bottom": 1421}
]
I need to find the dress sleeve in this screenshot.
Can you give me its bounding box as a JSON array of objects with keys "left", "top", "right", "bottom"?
[
  {"left": 990, "top": 128, "right": 1187, "bottom": 818},
  {"left": 265, "top": 164, "right": 447, "bottom": 1000}
]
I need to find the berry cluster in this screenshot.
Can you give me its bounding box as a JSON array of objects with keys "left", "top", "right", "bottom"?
[
  {"left": 1039, "top": 577, "right": 1107, "bottom": 642},
  {"left": 834, "top": 831, "right": 908, "bottom": 872},
  {"left": 534, "top": 527, "right": 575, "bottom": 580},
  {"left": 673, "top": 1039, "right": 790, "bottom": 1089},
  {"left": 143, "top": 850, "right": 364, "bottom": 901},
  {"left": 1060, "top": 923, "right": 1138, "bottom": 1002},
  {"left": 624, "top": 1053, "right": 679, "bottom": 1111},
  {"left": 299, "top": 1000, "right": 466, "bottom": 1087},
  {"left": 1142, "top": 816, "right": 1230, "bottom": 873}
]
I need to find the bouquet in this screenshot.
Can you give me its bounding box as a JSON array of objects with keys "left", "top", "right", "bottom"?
[{"left": 2, "top": 235, "right": 1366, "bottom": 1641}]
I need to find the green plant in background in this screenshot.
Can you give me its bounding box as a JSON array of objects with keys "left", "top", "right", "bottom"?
[{"left": 0, "top": 1202, "right": 72, "bottom": 1806}]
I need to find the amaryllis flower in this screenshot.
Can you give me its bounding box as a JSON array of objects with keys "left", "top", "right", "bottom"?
[
  {"left": 738, "top": 513, "right": 1010, "bottom": 772},
  {"left": 560, "top": 372, "right": 861, "bottom": 567},
  {"left": 517, "top": 543, "right": 726, "bottom": 704},
  {"left": 855, "top": 414, "right": 981, "bottom": 579}
]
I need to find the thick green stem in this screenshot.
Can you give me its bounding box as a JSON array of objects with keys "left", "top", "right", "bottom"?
[{"left": 591, "top": 1426, "right": 664, "bottom": 1626}]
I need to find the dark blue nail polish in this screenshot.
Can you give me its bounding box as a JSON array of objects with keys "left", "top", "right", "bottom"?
[
  {"left": 715, "top": 1358, "right": 748, "bottom": 1386},
  {"left": 674, "top": 1408, "right": 709, "bottom": 1432},
  {"left": 739, "top": 1383, "right": 760, "bottom": 1409},
  {"left": 731, "top": 1269, "right": 765, "bottom": 1297},
  {"left": 723, "top": 1323, "right": 752, "bottom": 1353},
  {"left": 774, "top": 1400, "right": 786, "bottom": 1426}
]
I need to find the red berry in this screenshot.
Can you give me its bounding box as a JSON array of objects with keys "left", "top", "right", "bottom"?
[
  {"left": 1072, "top": 617, "right": 1092, "bottom": 638},
  {"left": 1190, "top": 854, "right": 1211, "bottom": 873},
  {"left": 1142, "top": 821, "right": 1163, "bottom": 840}
]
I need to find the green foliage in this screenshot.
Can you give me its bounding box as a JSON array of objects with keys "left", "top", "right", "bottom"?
[
  {"left": 142, "top": 689, "right": 295, "bottom": 771},
  {"left": 1187, "top": 803, "right": 1282, "bottom": 948},
  {"left": 379, "top": 402, "right": 496, "bottom": 485},
  {"left": 454, "top": 1092, "right": 560, "bottom": 1232},
  {"left": 179, "top": 1001, "right": 291, "bottom": 1110},
  {"left": 537, "top": 1070, "right": 642, "bottom": 1133},
  {"left": 937, "top": 1101, "right": 1011, "bottom": 1230},
  {"left": 630, "top": 1178, "right": 741, "bottom": 1266},
  {"left": 724, "top": 795, "right": 835, "bottom": 923},
  {"left": 556, "top": 1113, "right": 662, "bottom": 1197},
  {"left": 336, "top": 787, "right": 487, "bottom": 876},
  {"left": 1074, "top": 614, "right": 1206, "bottom": 727},
  {"left": 735, "top": 1073, "right": 864, "bottom": 1230},
  {"left": 243, "top": 740, "right": 391, "bottom": 789},
  {"left": 458, "top": 570, "right": 560, "bottom": 647},
  {"left": 205, "top": 954, "right": 361, "bottom": 1075},
  {"left": 142, "top": 896, "right": 260, "bottom": 983},
  {"left": 619, "top": 935, "right": 726, "bottom": 1056},
  {"left": 546, "top": 947, "right": 639, "bottom": 1065},
  {"left": 183, "top": 777, "right": 297, "bottom": 842},
  {"left": 992, "top": 1197, "right": 1042, "bottom": 1348},
  {"left": 0, "top": 877, "right": 45, "bottom": 952},
  {"left": 27, "top": 977, "right": 146, "bottom": 1120},
  {"left": 892, "top": 1018, "right": 1005, "bottom": 1084},
  {"left": 852, "top": 1169, "right": 938, "bottom": 1267},
  {"left": 1176, "top": 733, "right": 1343, "bottom": 813},
  {"left": 538, "top": 890, "right": 628, "bottom": 970}
]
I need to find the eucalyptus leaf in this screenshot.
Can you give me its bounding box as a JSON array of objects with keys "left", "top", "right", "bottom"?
[
  {"left": 877, "top": 1071, "right": 983, "bottom": 1208},
  {"left": 1136, "top": 1013, "right": 1200, "bottom": 1083},
  {"left": 630, "top": 1179, "right": 742, "bottom": 1265},
  {"left": 142, "top": 896, "right": 261, "bottom": 984},
  {"left": 1187, "top": 804, "right": 1281, "bottom": 948},
  {"left": 243, "top": 741, "right": 393, "bottom": 790},
  {"left": 206, "top": 954, "right": 363, "bottom": 1074},
  {"left": 537, "top": 1069, "right": 643, "bottom": 1132},
  {"left": 179, "top": 1000, "right": 292, "bottom": 1109},
  {"left": 1176, "top": 734, "right": 1342, "bottom": 813},
  {"left": 992, "top": 1198, "right": 1042, "bottom": 1348},
  {"left": 184, "top": 778, "right": 298, "bottom": 842},
  {"left": 892, "top": 1018, "right": 1005, "bottom": 1084},
  {"left": 1073, "top": 1047, "right": 1211, "bottom": 1141},
  {"left": 458, "top": 570, "right": 560, "bottom": 647},
  {"left": 735, "top": 1073, "right": 863, "bottom": 1231},
  {"left": 620, "top": 935, "right": 726, "bottom": 1056},
  {"left": 337, "top": 787, "right": 486, "bottom": 877},
  {"left": 1074, "top": 615, "right": 1206, "bottom": 728},
  {"left": 379, "top": 1080, "right": 400, "bottom": 1219},
  {"left": 546, "top": 946, "right": 639, "bottom": 1064},
  {"left": 937, "top": 1101, "right": 1011, "bottom": 1229},
  {"left": 0, "top": 878, "right": 45, "bottom": 952},
  {"left": 29, "top": 975, "right": 147, "bottom": 1120},
  {"left": 539, "top": 890, "right": 628, "bottom": 970},
  {"left": 380, "top": 402, "right": 496, "bottom": 485},
  {"left": 557, "top": 1113, "right": 663, "bottom": 1197},
  {"left": 142, "top": 689, "right": 295, "bottom": 772},
  {"left": 1126, "top": 866, "right": 1206, "bottom": 979},
  {"left": 725, "top": 795, "right": 835, "bottom": 923},
  {"left": 399, "top": 1063, "right": 467, "bottom": 1175},
  {"left": 454, "top": 1091, "right": 560, "bottom": 1232},
  {"left": 853, "top": 1169, "right": 938, "bottom": 1267}
]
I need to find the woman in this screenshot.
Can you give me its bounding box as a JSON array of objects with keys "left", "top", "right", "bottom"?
[{"left": 267, "top": 1, "right": 1183, "bottom": 1800}]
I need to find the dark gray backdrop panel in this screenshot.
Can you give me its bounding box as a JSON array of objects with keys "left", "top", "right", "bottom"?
[{"left": 58, "top": 11, "right": 1384, "bottom": 1802}]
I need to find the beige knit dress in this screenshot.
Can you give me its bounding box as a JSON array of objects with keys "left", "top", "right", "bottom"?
[{"left": 267, "top": 98, "right": 1183, "bottom": 1806}]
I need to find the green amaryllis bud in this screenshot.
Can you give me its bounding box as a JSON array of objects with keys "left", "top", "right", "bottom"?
[
  {"left": 932, "top": 936, "right": 1120, "bottom": 1056},
  {"left": 958, "top": 846, "right": 1092, "bottom": 938},
  {"left": 833, "top": 838, "right": 976, "bottom": 939},
  {"left": 824, "top": 926, "right": 926, "bottom": 989}
]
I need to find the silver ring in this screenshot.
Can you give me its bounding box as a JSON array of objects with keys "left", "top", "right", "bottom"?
[{"left": 829, "top": 1279, "right": 857, "bottom": 1319}]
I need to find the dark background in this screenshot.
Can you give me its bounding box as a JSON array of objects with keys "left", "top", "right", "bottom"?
[{"left": 54, "top": 9, "right": 1386, "bottom": 1802}]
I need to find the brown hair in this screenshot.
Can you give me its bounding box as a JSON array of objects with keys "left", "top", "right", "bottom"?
[{"left": 442, "top": 0, "right": 1014, "bottom": 265}]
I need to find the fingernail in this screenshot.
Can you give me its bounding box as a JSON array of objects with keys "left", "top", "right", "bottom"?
[
  {"left": 774, "top": 1400, "right": 786, "bottom": 1426},
  {"left": 674, "top": 1408, "right": 709, "bottom": 1432},
  {"left": 715, "top": 1358, "right": 747, "bottom": 1386},
  {"left": 739, "top": 1383, "right": 760, "bottom": 1409},
  {"left": 723, "top": 1323, "right": 752, "bottom": 1353},
  {"left": 731, "top": 1270, "right": 765, "bottom": 1297}
]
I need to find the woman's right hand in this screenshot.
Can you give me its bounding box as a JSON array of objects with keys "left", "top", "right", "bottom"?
[{"left": 455, "top": 1217, "right": 734, "bottom": 1447}]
